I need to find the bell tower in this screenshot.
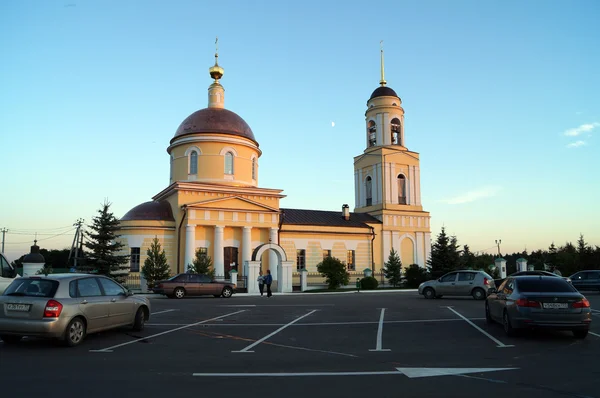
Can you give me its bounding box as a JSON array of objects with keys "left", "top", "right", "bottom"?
[{"left": 353, "top": 43, "right": 431, "bottom": 267}]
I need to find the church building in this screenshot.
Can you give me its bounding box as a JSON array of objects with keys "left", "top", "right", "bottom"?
[{"left": 117, "top": 45, "right": 431, "bottom": 292}]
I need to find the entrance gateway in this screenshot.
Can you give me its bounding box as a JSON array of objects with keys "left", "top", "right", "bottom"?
[{"left": 244, "top": 243, "right": 293, "bottom": 294}]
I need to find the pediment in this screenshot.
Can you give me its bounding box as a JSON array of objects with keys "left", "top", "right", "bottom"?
[{"left": 184, "top": 196, "right": 279, "bottom": 212}]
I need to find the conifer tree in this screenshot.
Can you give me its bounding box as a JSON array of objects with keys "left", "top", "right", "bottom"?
[
  {"left": 383, "top": 248, "right": 402, "bottom": 287},
  {"left": 141, "top": 237, "right": 171, "bottom": 288},
  {"left": 188, "top": 248, "right": 215, "bottom": 278},
  {"left": 83, "top": 199, "right": 129, "bottom": 283},
  {"left": 427, "top": 227, "right": 461, "bottom": 279}
]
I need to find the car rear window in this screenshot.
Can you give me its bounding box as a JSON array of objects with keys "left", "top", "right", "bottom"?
[
  {"left": 3, "top": 278, "right": 59, "bottom": 298},
  {"left": 516, "top": 278, "right": 576, "bottom": 293}
]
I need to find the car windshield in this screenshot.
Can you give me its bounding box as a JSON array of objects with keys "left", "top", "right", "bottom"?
[
  {"left": 4, "top": 278, "right": 59, "bottom": 298},
  {"left": 516, "top": 278, "right": 576, "bottom": 293}
]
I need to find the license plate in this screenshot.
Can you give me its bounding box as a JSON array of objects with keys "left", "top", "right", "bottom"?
[
  {"left": 542, "top": 302, "right": 568, "bottom": 309},
  {"left": 6, "top": 303, "right": 31, "bottom": 312}
]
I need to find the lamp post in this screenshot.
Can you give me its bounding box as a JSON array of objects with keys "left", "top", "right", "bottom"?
[{"left": 495, "top": 239, "right": 502, "bottom": 257}]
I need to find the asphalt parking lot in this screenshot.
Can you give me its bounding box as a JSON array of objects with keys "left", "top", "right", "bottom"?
[{"left": 1, "top": 290, "right": 600, "bottom": 398}]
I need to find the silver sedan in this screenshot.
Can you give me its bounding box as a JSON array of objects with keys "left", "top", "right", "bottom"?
[
  {"left": 485, "top": 275, "right": 592, "bottom": 338},
  {"left": 0, "top": 273, "right": 150, "bottom": 346}
]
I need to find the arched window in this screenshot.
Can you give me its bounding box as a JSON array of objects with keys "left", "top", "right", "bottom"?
[
  {"left": 366, "top": 176, "right": 373, "bottom": 206},
  {"left": 397, "top": 174, "right": 407, "bottom": 204},
  {"left": 251, "top": 157, "right": 257, "bottom": 180},
  {"left": 224, "top": 152, "right": 234, "bottom": 175},
  {"left": 190, "top": 151, "right": 198, "bottom": 174},
  {"left": 391, "top": 118, "right": 401, "bottom": 145},
  {"left": 368, "top": 121, "right": 377, "bottom": 147}
]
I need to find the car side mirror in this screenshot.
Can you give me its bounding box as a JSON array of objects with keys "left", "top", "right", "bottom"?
[{"left": 125, "top": 290, "right": 133, "bottom": 297}]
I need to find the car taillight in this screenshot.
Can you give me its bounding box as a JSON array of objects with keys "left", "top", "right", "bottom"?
[
  {"left": 44, "top": 300, "right": 63, "bottom": 318},
  {"left": 483, "top": 278, "right": 489, "bottom": 285},
  {"left": 516, "top": 299, "right": 541, "bottom": 308},
  {"left": 573, "top": 299, "right": 590, "bottom": 308}
]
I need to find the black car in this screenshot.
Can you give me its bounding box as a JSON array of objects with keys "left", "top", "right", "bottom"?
[
  {"left": 494, "top": 270, "right": 566, "bottom": 288},
  {"left": 569, "top": 270, "right": 600, "bottom": 292}
]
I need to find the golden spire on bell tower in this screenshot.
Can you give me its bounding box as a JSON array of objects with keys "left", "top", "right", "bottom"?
[
  {"left": 379, "top": 40, "right": 386, "bottom": 87},
  {"left": 209, "top": 36, "right": 224, "bottom": 82}
]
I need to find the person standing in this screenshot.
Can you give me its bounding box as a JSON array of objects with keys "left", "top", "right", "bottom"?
[
  {"left": 264, "top": 269, "right": 273, "bottom": 298},
  {"left": 257, "top": 270, "right": 265, "bottom": 296}
]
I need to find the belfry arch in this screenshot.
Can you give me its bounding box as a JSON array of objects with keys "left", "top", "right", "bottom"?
[{"left": 245, "top": 243, "right": 293, "bottom": 293}]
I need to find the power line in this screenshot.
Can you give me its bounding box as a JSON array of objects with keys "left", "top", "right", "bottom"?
[
  {"left": 7, "top": 231, "right": 76, "bottom": 236},
  {"left": 7, "top": 225, "right": 74, "bottom": 232},
  {"left": 3, "top": 228, "right": 76, "bottom": 245}
]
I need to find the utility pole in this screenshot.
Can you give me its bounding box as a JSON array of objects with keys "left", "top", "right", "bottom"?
[
  {"left": 495, "top": 239, "right": 502, "bottom": 257},
  {"left": 1, "top": 228, "right": 7, "bottom": 253},
  {"left": 68, "top": 219, "right": 84, "bottom": 269}
]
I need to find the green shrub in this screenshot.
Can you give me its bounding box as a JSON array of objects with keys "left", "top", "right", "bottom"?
[
  {"left": 360, "top": 276, "right": 379, "bottom": 290},
  {"left": 404, "top": 264, "right": 429, "bottom": 288},
  {"left": 317, "top": 257, "right": 350, "bottom": 289}
]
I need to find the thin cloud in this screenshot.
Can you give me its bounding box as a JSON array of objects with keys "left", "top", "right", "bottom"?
[
  {"left": 563, "top": 122, "right": 599, "bottom": 137},
  {"left": 567, "top": 140, "right": 587, "bottom": 148},
  {"left": 440, "top": 186, "right": 502, "bottom": 205}
]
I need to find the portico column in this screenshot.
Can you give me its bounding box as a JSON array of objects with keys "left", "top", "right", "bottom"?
[
  {"left": 242, "top": 226, "right": 252, "bottom": 274},
  {"left": 214, "top": 226, "right": 225, "bottom": 277},
  {"left": 184, "top": 225, "right": 196, "bottom": 272},
  {"left": 269, "top": 227, "right": 278, "bottom": 280}
]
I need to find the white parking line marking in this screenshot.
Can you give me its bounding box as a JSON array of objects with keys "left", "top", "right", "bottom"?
[
  {"left": 369, "top": 308, "right": 391, "bottom": 352},
  {"left": 194, "top": 370, "right": 401, "bottom": 377},
  {"left": 151, "top": 309, "right": 179, "bottom": 315},
  {"left": 146, "top": 318, "right": 487, "bottom": 327},
  {"left": 589, "top": 331, "right": 600, "bottom": 338},
  {"left": 232, "top": 310, "right": 317, "bottom": 353},
  {"left": 220, "top": 304, "right": 335, "bottom": 307},
  {"left": 447, "top": 307, "right": 514, "bottom": 348},
  {"left": 90, "top": 310, "right": 246, "bottom": 353}
]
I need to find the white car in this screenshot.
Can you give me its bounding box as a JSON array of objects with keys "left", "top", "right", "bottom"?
[{"left": 0, "top": 253, "right": 19, "bottom": 294}]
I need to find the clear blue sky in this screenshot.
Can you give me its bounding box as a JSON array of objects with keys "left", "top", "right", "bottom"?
[{"left": 1, "top": 0, "right": 599, "bottom": 262}]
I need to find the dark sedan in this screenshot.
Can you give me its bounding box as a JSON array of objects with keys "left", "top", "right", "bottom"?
[
  {"left": 569, "top": 270, "right": 600, "bottom": 292},
  {"left": 485, "top": 276, "right": 592, "bottom": 338},
  {"left": 152, "top": 273, "right": 235, "bottom": 299},
  {"left": 494, "top": 270, "right": 570, "bottom": 288}
]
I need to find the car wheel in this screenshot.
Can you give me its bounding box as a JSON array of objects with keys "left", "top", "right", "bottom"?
[
  {"left": 64, "top": 317, "right": 86, "bottom": 347},
  {"left": 0, "top": 335, "right": 22, "bottom": 344},
  {"left": 423, "top": 287, "right": 435, "bottom": 299},
  {"left": 132, "top": 308, "right": 146, "bottom": 332},
  {"left": 222, "top": 287, "right": 233, "bottom": 298},
  {"left": 472, "top": 288, "right": 485, "bottom": 300},
  {"left": 174, "top": 287, "right": 186, "bottom": 299},
  {"left": 573, "top": 330, "right": 588, "bottom": 339},
  {"left": 485, "top": 302, "right": 493, "bottom": 324},
  {"left": 503, "top": 310, "right": 515, "bottom": 337}
]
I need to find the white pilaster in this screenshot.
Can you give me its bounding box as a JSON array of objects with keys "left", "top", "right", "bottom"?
[
  {"left": 382, "top": 113, "right": 390, "bottom": 145},
  {"left": 376, "top": 113, "right": 384, "bottom": 146},
  {"left": 184, "top": 225, "right": 196, "bottom": 271},
  {"left": 242, "top": 226, "right": 252, "bottom": 273},
  {"left": 391, "top": 231, "right": 400, "bottom": 257},
  {"left": 410, "top": 165, "right": 416, "bottom": 205},
  {"left": 416, "top": 232, "right": 424, "bottom": 267},
  {"left": 359, "top": 169, "right": 365, "bottom": 207},
  {"left": 424, "top": 232, "right": 432, "bottom": 268},
  {"left": 415, "top": 166, "right": 422, "bottom": 206},
  {"left": 355, "top": 170, "right": 360, "bottom": 209},
  {"left": 372, "top": 165, "right": 379, "bottom": 204},
  {"left": 390, "top": 163, "right": 397, "bottom": 204},
  {"left": 382, "top": 230, "right": 391, "bottom": 266},
  {"left": 214, "top": 226, "right": 225, "bottom": 277},
  {"left": 269, "top": 227, "right": 279, "bottom": 281}
]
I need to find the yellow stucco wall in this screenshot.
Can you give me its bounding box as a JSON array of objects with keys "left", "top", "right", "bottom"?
[
  {"left": 401, "top": 235, "right": 415, "bottom": 266},
  {"left": 169, "top": 138, "right": 260, "bottom": 187}
]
